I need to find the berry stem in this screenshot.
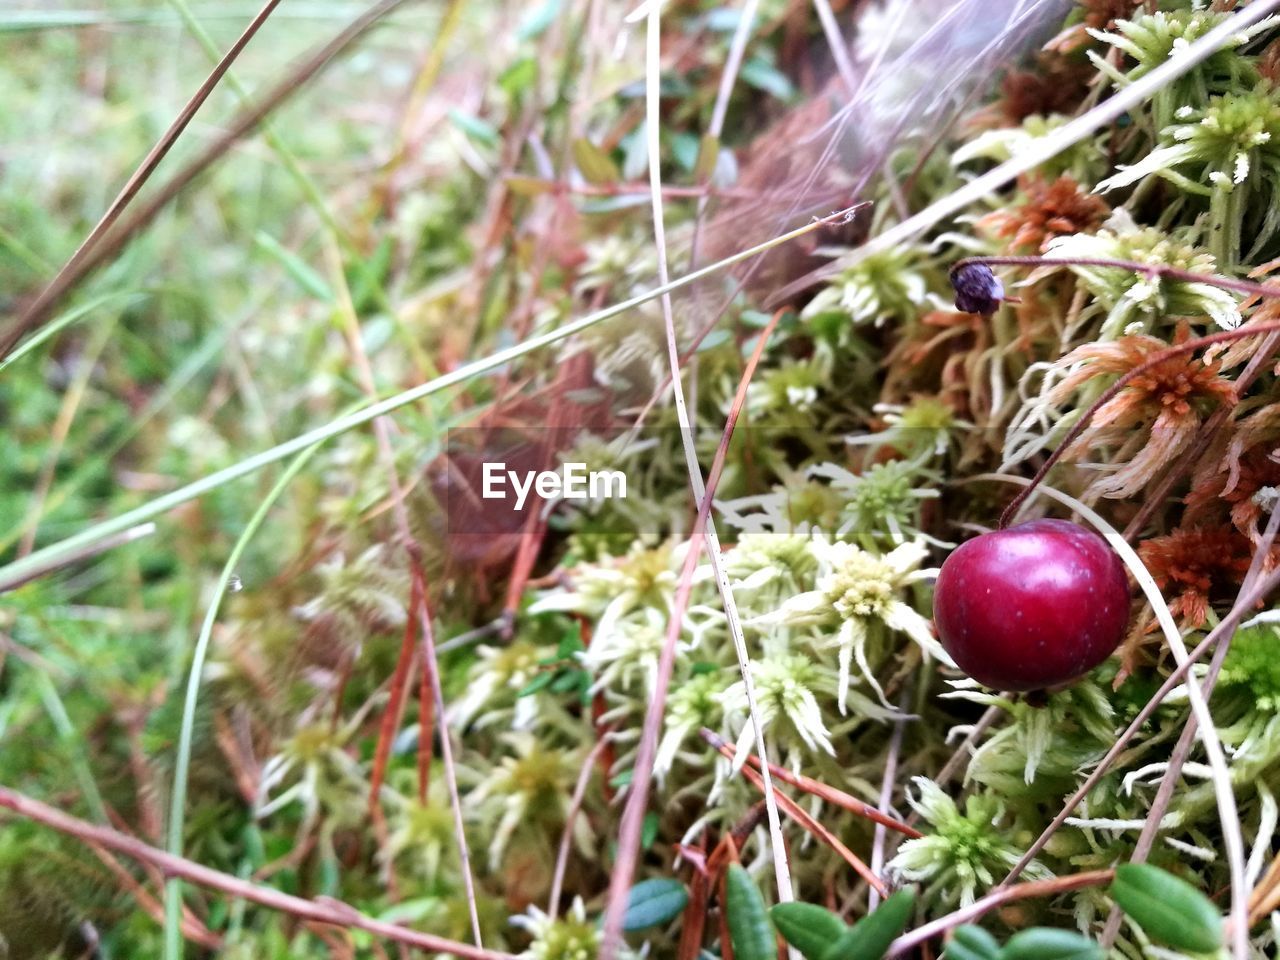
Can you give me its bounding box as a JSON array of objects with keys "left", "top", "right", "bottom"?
[
  {"left": 951, "top": 255, "right": 1280, "bottom": 527},
  {"left": 950, "top": 254, "right": 1280, "bottom": 302}
]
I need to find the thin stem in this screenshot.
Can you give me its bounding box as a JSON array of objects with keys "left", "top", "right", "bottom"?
[
  {"left": 598, "top": 44, "right": 797, "bottom": 933},
  {"left": 885, "top": 870, "right": 1115, "bottom": 957},
  {"left": 0, "top": 0, "right": 283, "bottom": 361},
  {"left": 0, "top": 204, "right": 860, "bottom": 595},
  {"left": 1101, "top": 503, "right": 1280, "bottom": 947},
  {"left": 648, "top": 0, "right": 793, "bottom": 909},
  {"left": 330, "top": 246, "right": 483, "bottom": 945},
  {"left": 736, "top": 756, "right": 889, "bottom": 898},
  {"left": 869, "top": 685, "right": 911, "bottom": 910},
  {"left": 699, "top": 729, "right": 922, "bottom": 839},
  {"left": 0, "top": 0, "right": 417, "bottom": 361},
  {"left": 952, "top": 254, "right": 1280, "bottom": 307},
  {"left": 811, "top": 0, "right": 857, "bottom": 96},
  {"left": 0, "top": 786, "right": 513, "bottom": 960},
  {"left": 164, "top": 444, "right": 323, "bottom": 960},
  {"left": 548, "top": 739, "right": 608, "bottom": 920}
]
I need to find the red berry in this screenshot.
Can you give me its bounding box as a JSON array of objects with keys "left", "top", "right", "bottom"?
[{"left": 932, "top": 519, "right": 1130, "bottom": 692}]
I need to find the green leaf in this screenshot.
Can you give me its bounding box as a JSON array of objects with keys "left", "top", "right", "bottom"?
[
  {"left": 517, "top": 671, "right": 555, "bottom": 697},
  {"left": 622, "top": 123, "right": 649, "bottom": 181},
  {"left": 504, "top": 174, "right": 553, "bottom": 196},
  {"left": 556, "top": 633, "right": 585, "bottom": 657},
  {"left": 943, "top": 926, "right": 1001, "bottom": 960},
  {"left": 448, "top": 109, "right": 500, "bottom": 147},
  {"left": 770, "top": 902, "right": 847, "bottom": 960},
  {"left": 672, "top": 131, "right": 700, "bottom": 173},
  {"left": 696, "top": 330, "right": 732, "bottom": 353},
  {"left": 572, "top": 138, "right": 620, "bottom": 185},
  {"left": 726, "top": 865, "right": 777, "bottom": 960},
  {"left": 623, "top": 878, "right": 689, "bottom": 931},
  {"left": 1109, "top": 863, "right": 1223, "bottom": 954},
  {"left": 821, "top": 889, "right": 915, "bottom": 960},
  {"left": 254, "top": 232, "right": 333, "bottom": 303},
  {"left": 516, "top": 0, "right": 560, "bottom": 40},
  {"left": 375, "top": 898, "right": 439, "bottom": 924},
  {"left": 499, "top": 57, "right": 538, "bottom": 97},
  {"left": 999, "top": 928, "right": 1103, "bottom": 960},
  {"left": 740, "top": 57, "right": 794, "bottom": 100},
  {"left": 641, "top": 811, "right": 660, "bottom": 850},
  {"left": 693, "top": 134, "right": 720, "bottom": 183},
  {"left": 318, "top": 852, "right": 340, "bottom": 897},
  {"left": 549, "top": 669, "right": 582, "bottom": 694},
  {"left": 347, "top": 236, "right": 393, "bottom": 315}
]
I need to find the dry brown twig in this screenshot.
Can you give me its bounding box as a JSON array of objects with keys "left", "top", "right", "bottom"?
[
  {"left": 0, "top": 0, "right": 418, "bottom": 361},
  {"left": 548, "top": 737, "right": 609, "bottom": 920},
  {"left": 869, "top": 685, "right": 912, "bottom": 910},
  {"left": 602, "top": 1, "right": 805, "bottom": 949},
  {"left": 699, "top": 728, "right": 923, "bottom": 839},
  {"left": 0, "top": 785, "right": 513, "bottom": 960},
  {"left": 736, "top": 752, "right": 891, "bottom": 898},
  {"left": 0, "top": 0, "right": 283, "bottom": 360},
  {"left": 599, "top": 290, "right": 791, "bottom": 957},
  {"left": 885, "top": 870, "right": 1116, "bottom": 957}
]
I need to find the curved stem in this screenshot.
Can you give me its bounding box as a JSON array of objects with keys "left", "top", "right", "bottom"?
[
  {"left": 164, "top": 443, "right": 323, "bottom": 959},
  {"left": 0, "top": 786, "right": 513, "bottom": 960},
  {"left": 885, "top": 870, "right": 1115, "bottom": 957},
  {"left": 950, "top": 254, "right": 1280, "bottom": 303}
]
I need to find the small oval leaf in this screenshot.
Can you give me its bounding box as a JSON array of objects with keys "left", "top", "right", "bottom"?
[
  {"left": 821, "top": 889, "right": 915, "bottom": 960},
  {"left": 505, "top": 175, "right": 553, "bottom": 196},
  {"left": 572, "top": 138, "right": 620, "bottom": 185},
  {"left": 623, "top": 877, "right": 689, "bottom": 931},
  {"left": 692, "top": 134, "right": 720, "bottom": 183},
  {"left": 1000, "top": 928, "right": 1104, "bottom": 960},
  {"left": 770, "top": 902, "right": 846, "bottom": 960},
  {"left": 1110, "top": 863, "right": 1223, "bottom": 954},
  {"left": 942, "top": 925, "right": 1001, "bottom": 960},
  {"left": 726, "top": 864, "right": 777, "bottom": 960}
]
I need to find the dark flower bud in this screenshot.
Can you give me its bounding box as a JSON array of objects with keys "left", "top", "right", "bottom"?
[{"left": 950, "top": 262, "right": 1005, "bottom": 315}]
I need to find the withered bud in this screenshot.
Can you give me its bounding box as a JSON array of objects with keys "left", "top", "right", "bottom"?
[{"left": 950, "top": 262, "right": 1005, "bottom": 316}]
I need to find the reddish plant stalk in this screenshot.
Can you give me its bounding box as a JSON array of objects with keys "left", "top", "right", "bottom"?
[
  {"left": 370, "top": 577, "right": 422, "bottom": 816},
  {"left": 600, "top": 309, "right": 786, "bottom": 957},
  {"left": 885, "top": 869, "right": 1115, "bottom": 957},
  {"left": 0, "top": 785, "right": 512, "bottom": 960},
  {"left": 417, "top": 636, "right": 435, "bottom": 806},
  {"left": 699, "top": 729, "right": 922, "bottom": 839},
  {"left": 734, "top": 753, "right": 890, "bottom": 898}
]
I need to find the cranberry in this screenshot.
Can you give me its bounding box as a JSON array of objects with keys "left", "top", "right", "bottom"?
[{"left": 932, "top": 519, "right": 1130, "bottom": 691}]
